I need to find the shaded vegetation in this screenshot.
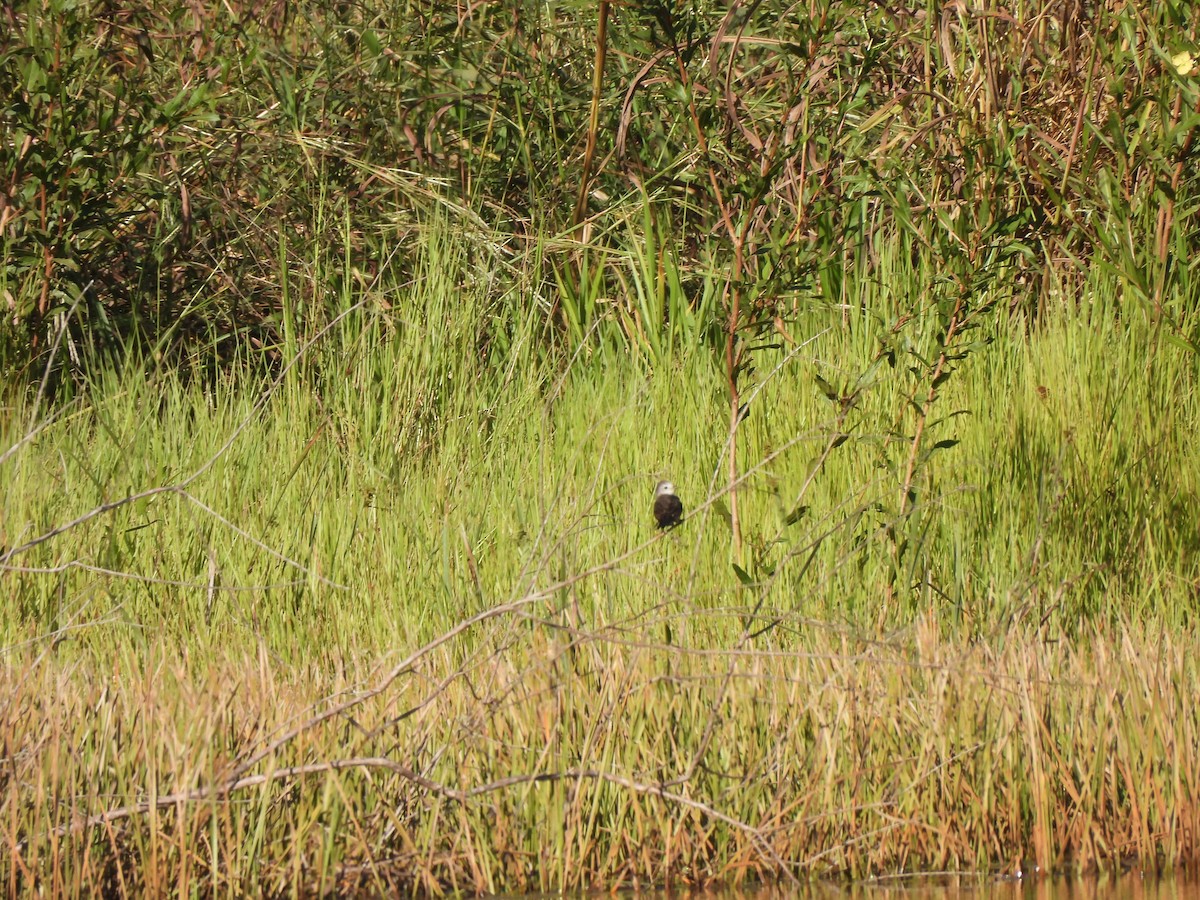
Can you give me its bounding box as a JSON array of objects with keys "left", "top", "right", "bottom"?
[{"left": 2, "top": 0, "right": 1198, "bottom": 375}]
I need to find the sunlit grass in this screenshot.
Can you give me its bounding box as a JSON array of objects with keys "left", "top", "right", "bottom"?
[{"left": 3, "top": 221, "right": 1200, "bottom": 892}]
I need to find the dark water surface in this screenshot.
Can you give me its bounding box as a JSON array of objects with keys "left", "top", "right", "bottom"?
[{"left": 690, "top": 874, "right": 1200, "bottom": 900}]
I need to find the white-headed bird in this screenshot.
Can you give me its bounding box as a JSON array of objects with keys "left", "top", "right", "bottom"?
[{"left": 653, "top": 480, "right": 683, "bottom": 529}]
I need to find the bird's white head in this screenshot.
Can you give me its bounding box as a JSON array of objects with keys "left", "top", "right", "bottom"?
[{"left": 655, "top": 480, "right": 676, "bottom": 497}]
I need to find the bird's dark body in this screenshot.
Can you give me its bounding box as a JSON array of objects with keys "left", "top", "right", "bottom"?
[{"left": 653, "top": 491, "right": 683, "bottom": 529}]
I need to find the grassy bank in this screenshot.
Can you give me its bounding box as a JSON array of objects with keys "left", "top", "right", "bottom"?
[{"left": 4, "top": 219, "right": 1200, "bottom": 892}]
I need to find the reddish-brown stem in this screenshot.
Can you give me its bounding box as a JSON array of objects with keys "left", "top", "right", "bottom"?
[
  {"left": 571, "top": 1, "right": 610, "bottom": 230},
  {"left": 898, "top": 293, "right": 966, "bottom": 520},
  {"left": 1152, "top": 89, "right": 1199, "bottom": 315}
]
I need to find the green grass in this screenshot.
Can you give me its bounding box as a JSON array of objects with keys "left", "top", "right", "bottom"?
[
  {"left": 4, "top": 222, "right": 1200, "bottom": 892},
  {"left": 13, "top": 233, "right": 1200, "bottom": 653}
]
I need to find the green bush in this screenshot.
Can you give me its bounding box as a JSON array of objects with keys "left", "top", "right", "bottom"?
[{"left": 0, "top": 0, "right": 1196, "bottom": 385}]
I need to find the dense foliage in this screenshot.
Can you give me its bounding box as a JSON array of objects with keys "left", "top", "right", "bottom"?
[{"left": 2, "top": 0, "right": 1198, "bottom": 381}]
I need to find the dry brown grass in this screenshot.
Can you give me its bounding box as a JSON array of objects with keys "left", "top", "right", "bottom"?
[{"left": 5, "top": 607, "right": 1199, "bottom": 895}]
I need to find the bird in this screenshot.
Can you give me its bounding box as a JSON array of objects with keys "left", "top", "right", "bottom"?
[{"left": 652, "top": 480, "right": 684, "bottom": 529}]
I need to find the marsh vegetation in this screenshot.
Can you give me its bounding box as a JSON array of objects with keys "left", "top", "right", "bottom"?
[{"left": 2, "top": 0, "right": 1200, "bottom": 893}]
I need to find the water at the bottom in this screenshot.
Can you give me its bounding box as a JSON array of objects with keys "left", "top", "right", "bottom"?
[{"left": 691, "top": 874, "right": 1200, "bottom": 900}]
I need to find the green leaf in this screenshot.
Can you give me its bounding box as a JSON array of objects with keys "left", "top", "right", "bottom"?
[
  {"left": 784, "top": 505, "right": 809, "bottom": 526},
  {"left": 814, "top": 373, "right": 839, "bottom": 403},
  {"left": 732, "top": 563, "right": 754, "bottom": 587}
]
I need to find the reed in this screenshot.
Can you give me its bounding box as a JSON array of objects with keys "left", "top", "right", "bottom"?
[{"left": 4, "top": 219, "right": 1200, "bottom": 892}]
